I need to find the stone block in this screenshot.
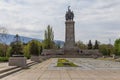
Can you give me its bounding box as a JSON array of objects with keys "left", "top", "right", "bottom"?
[{"left": 9, "top": 57, "right": 27, "bottom": 68}]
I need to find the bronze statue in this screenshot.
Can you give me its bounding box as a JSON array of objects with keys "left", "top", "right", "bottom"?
[{"left": 65, "top": 6, "right": 74, "bottom": 21}]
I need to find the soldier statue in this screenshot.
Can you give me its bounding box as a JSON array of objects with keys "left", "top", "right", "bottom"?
[{"left": 65, "top": 6, "right": 74, "bottom": 21}]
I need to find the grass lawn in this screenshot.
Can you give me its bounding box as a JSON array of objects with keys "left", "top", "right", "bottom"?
[{"left": 57, "top": 58, "right": 78, "bottom": 67}]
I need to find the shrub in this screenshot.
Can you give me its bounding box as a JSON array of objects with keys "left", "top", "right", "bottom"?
[
  {"left": 99, "top": 44, "right": 114, "bottom": 56},
  {"left": 114, "top": 39, "right": 120, "bottom": 55},
  {"left": 0, "top": 43, "right": 8, "bottom": 57},
  {"left": 6, "top": 47, "right": 12, "bottom": 57},
  {"left": 23, "top": 45, "right": 30, "bottom": 59},
  {"left": 0, "top": 57, "right": 9, "bottom": 62}
]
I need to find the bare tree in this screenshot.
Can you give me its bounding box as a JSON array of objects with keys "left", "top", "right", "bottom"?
[{"left": 0, "top": 27, "right": 8, "bottom": 43}]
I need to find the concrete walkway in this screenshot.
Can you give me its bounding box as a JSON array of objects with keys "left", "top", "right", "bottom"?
[{"left": 1, "top": 58, "right": 120, "bottom": 80}]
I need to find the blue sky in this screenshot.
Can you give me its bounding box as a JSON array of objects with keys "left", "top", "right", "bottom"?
[{"left": 0, "top": 0, "right": 120, "bottom": 44}]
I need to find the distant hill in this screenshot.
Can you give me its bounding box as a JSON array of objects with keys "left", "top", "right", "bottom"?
[{"left": 0, "top": 34, "right": 64, "bottom": 46}]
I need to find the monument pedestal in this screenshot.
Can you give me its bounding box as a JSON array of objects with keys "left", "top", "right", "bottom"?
[
  {"left": 9, "top": 57, "right": 27, "bottom": 68},
  {"left": 64, "top": 47, "right": 79, "bottom": 54},
  {"left": 64, "top": 20, "right": 78, "bottom": 54}
]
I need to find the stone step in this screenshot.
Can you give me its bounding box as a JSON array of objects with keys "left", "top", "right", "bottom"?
[
  {"left": 0, "top": 67, "right": 21, "bottom": 79},
  {"left": 0, "top": 61, "right": 38, "bottom": 79},
  {"left": 0, "top": 66, "right": 19, "bottom": 74}
]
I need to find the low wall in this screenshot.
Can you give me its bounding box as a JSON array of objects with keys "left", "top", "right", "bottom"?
[
  {"left": 41, "top": 49, "right": 102, "bottom": 58},
  {"left": 41, "top": 49, "right": 64, "bottom": 55},
  {"left": 79, "top": 50, "right": 102, "bottom": 57}
]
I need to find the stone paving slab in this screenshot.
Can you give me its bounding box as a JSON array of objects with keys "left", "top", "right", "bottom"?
[{"left": 1, "top": 58, "right": 120, "bottom": 80}]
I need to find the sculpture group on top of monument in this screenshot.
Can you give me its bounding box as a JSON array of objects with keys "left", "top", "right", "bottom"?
[{"left": 65, "top": 6, "right": 74, "bottom": 21}]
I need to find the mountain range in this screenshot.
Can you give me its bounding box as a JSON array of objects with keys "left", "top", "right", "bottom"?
[{"left": 0, "top": 34, "right": 64, "bottom": 46}]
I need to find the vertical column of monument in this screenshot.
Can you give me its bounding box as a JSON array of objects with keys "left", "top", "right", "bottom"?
[{"left": 65, "top": 20, "right": 75, "bottom": 48}]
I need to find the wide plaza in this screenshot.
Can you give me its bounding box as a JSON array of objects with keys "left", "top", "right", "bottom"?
[{"left": 1, "top": 58, "right": 120, "bottom": 80}]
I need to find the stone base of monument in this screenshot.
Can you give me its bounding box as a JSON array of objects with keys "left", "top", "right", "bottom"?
[
  {"left": 79, "top": 50, "right": 102, "bottom": 58},
  {"left": 9, "top": 57, "right": 27, "bottom": 68},
  {"left": 31, "top": 56, "right": 40, "bottom": 62},
  {"left": 41, "top": 49, "right": 64, "bottom": 55},
  {"left": 64, "top": 47, "right": 79, "bottom": 55}
]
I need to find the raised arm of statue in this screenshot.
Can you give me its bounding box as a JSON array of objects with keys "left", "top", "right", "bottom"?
[{"left": 68, "top": 6, "right": 70, "bottom": 11}]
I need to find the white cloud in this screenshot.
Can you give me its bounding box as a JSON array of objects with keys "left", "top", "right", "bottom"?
[{"left": 0, "top": 0, "right": 120, "bottom": 44}]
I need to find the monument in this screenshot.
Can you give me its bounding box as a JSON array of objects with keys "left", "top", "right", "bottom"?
[{"left": 64, "top": 6, "right": 77, "bottom": 53}]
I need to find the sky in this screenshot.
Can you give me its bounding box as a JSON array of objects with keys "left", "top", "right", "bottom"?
[{"left": 0, "top": 0, "right": 120, "bottom": 44}]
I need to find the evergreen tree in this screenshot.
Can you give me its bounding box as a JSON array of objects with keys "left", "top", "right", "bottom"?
[
  {"left": 10, "top": 34, "right": 23, "bottom": 56},
  {"left": 94, "top": 40, "right": 99, "bottom": 49},
  {"left": 88, "top": 40, "right": 92, "bottom": 49}
]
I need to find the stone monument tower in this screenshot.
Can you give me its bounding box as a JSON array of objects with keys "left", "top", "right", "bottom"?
[{"left": 64, "top": 6, "right": 76, "bottom": 53}]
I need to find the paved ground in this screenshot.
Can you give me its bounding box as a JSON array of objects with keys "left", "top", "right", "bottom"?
[
  {"left": 1, "top": 58, "right": 120, "bottom": 80},
  {"left": 0, "top": 62, "right": 12, "bottom": 71}
]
